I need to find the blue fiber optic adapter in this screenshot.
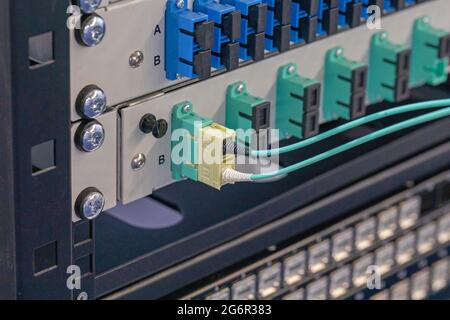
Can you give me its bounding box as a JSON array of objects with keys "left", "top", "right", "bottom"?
[
  {"left": 165, "top": 0, "right": 215, "bottom": 80},
  {"left": 194, "top": 0, "right": 242, "bottom": 70}
]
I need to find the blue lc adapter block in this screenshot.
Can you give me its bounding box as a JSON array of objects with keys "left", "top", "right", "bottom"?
[
  {"left": 291, "top": 0, "right": 319, "bottom": 44},
  {"left": 221, "top": 0, "right": 268, "bottom": 61},
  {"left": 165, "top": 0, "right": 215, "bottom": 80},
  {"left": 194, "top": 0, "right": 242, "bottom": 70},
  {"left": 263, "top": 0, "right": 292, "bottom": 52}
]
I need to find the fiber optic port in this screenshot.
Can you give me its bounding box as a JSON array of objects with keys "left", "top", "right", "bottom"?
[
  {"left": 410, "top": 17, "right": 450, "bottom": 86},
  {"left": 338, "top": 0, "right": 362, "bottom": 29},
  {"left": 226, "top": 81, "right": 271, "bottom": 148},
  {"left": 165, "top": 0, "right": 214, "bottom": 80},
  {"left": 291, "top": 0, "right": 319, "bottom": 44},
  {"left": 276, "top": 63, "right": 321, "bottom": 139},
  {"left": 283, "top": 251, "right": 307, "bottom": 285},
  {"left": 323, "top": 47, "right": 368, "bottom": 121},
  {"left": 375, "top": 242, "right": 395, "bottom": 275},
  {"left": 257, "top": 263, "right": 282, "bottom": 298},
  {"left": 194, "top": 0, "right": 241, "bottom": 70},
  {"left": 369, "top": 32, "right": 411, "bottom": 103},
  {"left": 171, "top": 102, "right": 236, "bottom": 190},
  {"left": 395, "top": 233, "right": 416, "bottom": 265},
  {"left": 262, "top": 0, "right": 292, "bottom": 52},
  {"left": 308, "top": 240, "right": 330, "bottom": 274},
  {"left": 221, "top": 0, "right": 268, "bottom": 61},
  {"left": 317, "top": 0, "right": 339, "bottom": 37}
]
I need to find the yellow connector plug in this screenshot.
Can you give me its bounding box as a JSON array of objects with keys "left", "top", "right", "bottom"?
[{"left": 197, "top": 123, "right": 236, "bottom": 190}]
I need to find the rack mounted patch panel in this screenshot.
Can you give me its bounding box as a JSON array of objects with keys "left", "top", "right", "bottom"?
[{"left": 180, "top": 170, "right": 450, "bottom": 300}]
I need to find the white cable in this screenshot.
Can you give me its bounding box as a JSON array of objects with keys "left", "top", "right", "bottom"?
[{"left": 222, "top": 168, "right": 252, "bottom": 184}]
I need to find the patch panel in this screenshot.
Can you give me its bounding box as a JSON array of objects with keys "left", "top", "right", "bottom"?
[
  {"left": 165, "top": 0, "right": 215, "bottom": 80},
  {"left": 193, "top": 0, "right": 242, "bottom": 70},
  {"left": 221, "top": 0, "right": 268, "bottom": 61},
  {"left": 410, "top": 16, "right": 450, "bottom": 86},
  {"left": 276, "top": 63, "right": 321, "bottom": 139},
  {"left": 181, "top": 170, "right": 450, "bottom": 300},
  {"left": 323, "top": 47, "right": 368, "bottom": 121},
  {"left": 368, "top": 32, "right": 411, "bottom": 103}
]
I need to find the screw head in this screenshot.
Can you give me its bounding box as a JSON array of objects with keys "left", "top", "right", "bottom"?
[
  {"left": 176, "top": 0, "right": 185, "bottom": 8},
  {"left": 75, "top": 187, "right": 105, "bottom": 220},
  {"left": 287, "top": 65, "right": 296, "bottom": 74},
  {"left": 131, "top": 153, "right": 146, "bottom": 171},
  {"left": 182, "top": 104, "right": 191, "bottom": 113},
  {"left": 76, "top": 85, "right": 107, "bottom": 119},
  {"left": 139, "top": 113, "right": 157, "bottom": 134},
  {"left": 336, "top": 48, "right": 343, "bottom": 56},
  {"left": 235, "top": 83, "right": 245, "bottom": 94},
  {"left": 153, "top": 119, "right": 168, "bottom": 139},
  {"left": 76, "top": 0, "right": 102, "bottom": 14},
  {"left": 77, "top": 14, "right": 106, "bottom": 47},
  {"left": 75, "top": 120, "right": 105, "bottom": 152},
  {"left": 129, "top": 50, "right": 144, "bottom": 68}
]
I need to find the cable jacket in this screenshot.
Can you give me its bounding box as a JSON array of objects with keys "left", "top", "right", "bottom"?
[
  {"left": 250, "top": 107, "right": 450, "bottom": 181},
  {"left": 252, "top": 99, "right": 450, "bottom": 157}
]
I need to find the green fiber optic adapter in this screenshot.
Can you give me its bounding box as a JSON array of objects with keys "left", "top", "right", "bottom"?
[
  {"left": 226, "top": 81, "right": 271, "bottom": 146},
  {"left": 369, "top": 32, "right": 411, "bottom": 104},
  {"left": 323, "top": 47, "right": 368, "bottom": 121},
  {"left": 276, "top": 63, "right": 321, "bottom": 139},
  {"left": 410, "top": 16, "right": 450, "bottom": 87},
  {"left": 171, "top": 102, "right": 236, "bottom": 190}
]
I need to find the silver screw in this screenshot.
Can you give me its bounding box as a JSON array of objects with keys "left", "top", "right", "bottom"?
[
  {"left": 129, "top": 50, "right": 144, "bottom": 68},
  {"left": 75, "top": 188, "right": 105, "bottom": 220},
  {"left": 235, "top": 83, "right": 245, "bottom": 94},
  {"left": 287, "top": 65, "right": 296, "bottom": 74},
  {"left": 182, "top": 104, "right": 191, "bottom": 113},
  {"left": 75, "top": 120, "right": 105, "bottom": 152},
  {"left": 336, "top": 48, "right": 343, "bottom": 56},
  {"left": 78, "top": 14, "right": 106, "bottom": 47},
  {"left": 131, "top": 153, "right": 146, "bottom": 171},
  {"left": 381, "top": 32, "right": 388, "bottom": 39},
  {"left": 176, "top": 0, "right": 185, "bottom": 8}
]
